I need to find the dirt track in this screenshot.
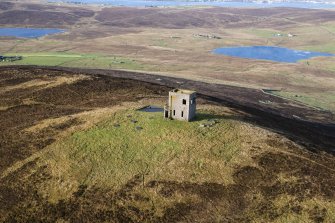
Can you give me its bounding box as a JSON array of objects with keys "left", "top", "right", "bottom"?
[{"left": 6, "top": 65, "right": 333, "bottom": 154}]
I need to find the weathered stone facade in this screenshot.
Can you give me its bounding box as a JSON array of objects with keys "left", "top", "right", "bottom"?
[{"left": 164, "top": 89, "right": 196, "bottom": 121}]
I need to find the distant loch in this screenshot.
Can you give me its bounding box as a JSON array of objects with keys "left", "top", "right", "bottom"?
[
  {"left": 212, "top": 46, "right": 334, "bottom": 63},
  {"left": 0, "top": 28, "right": 65, "bottom": 38}
]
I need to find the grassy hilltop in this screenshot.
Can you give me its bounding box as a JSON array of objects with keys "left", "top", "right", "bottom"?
[
  {"left": 1, "top": 67, "right": 334, "bottom": 222},
  {"left": 42, "top": 109, "right": 242, "bottom": 200}
]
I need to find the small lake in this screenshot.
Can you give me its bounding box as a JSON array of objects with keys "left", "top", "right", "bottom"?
[
  {"left": 212, "top": 46, "right": 334, "bottom": 63},
  {"left": 138, "top": 105, "right": 164, "bottom": 112},
  {"left": 48, "top": 0, "right": 335, "bottom": 9},
  {"left": 0, "top": 28, "right": 65, "bottom": 38}
]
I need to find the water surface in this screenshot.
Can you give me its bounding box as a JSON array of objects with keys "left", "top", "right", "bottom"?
[
  {"left": 213, "top": 46, "right": 334, "bottom": 63},
  {"left": 138, "top": 105, "right": 164, "bottom": 112},
  {"left": 0, "top": 28, "right": 65, "bottom": 38}
]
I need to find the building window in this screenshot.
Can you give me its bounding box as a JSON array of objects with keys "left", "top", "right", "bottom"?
[
  {"left": 173, "top": 110, "right": 175, "bottom": 116},
  {"left": 191, "top": 98, "right": 196, "bottom": 104},
  {"left": 181, "top": 111, "right": 184, "bottom": 117},
  {"left": 182, "top": 99, "right": 186, "bottom": 105}
]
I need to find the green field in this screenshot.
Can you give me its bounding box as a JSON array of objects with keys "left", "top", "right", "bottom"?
[
  {"left": 323, "top": 23, "right": 335, "bottom": 34},
  {"left": 1, "top": 52, "right": 147, "bottom": 70},
  {"left": 303, "top": 42, "right": 335, "bottom": 54},
  {"left": 34, "top": 106, "right": 335, "bottom": 222},
  {"left": 247, "top": 28, "right": 280, "bottom": 38},
  {"left": 272, "top": 90, "right": 335, "bottom": 112},
  {"left": 41, "top": 108, "right": 242, "bottom": 202}
]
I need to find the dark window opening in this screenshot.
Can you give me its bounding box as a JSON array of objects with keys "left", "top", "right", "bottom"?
[
  {"left": 181, "top": 111, "right": 184, "bottom": 117},
  {"left": 182, "top": 99, "right": 186, "bottom": 105},
  {"left": 173, "top": 110, "right": 175, "bottom": 116},
  {"left": 165, "top": 110, "right": 169, "bottom": 118}
]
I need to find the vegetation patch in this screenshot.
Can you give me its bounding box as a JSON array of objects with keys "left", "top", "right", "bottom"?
[
  {"left": 272, "top": 90, "right": 335, "bottom": 112},
  {"left": 41, "top": 109, "right": 242, "bottom": 201},
  {"left": 302, "top": 42, "right": 335, "bottom": 54},
  {"left": 247, "top": 28, "right": 280, "bottom": 38},
  {"left": 0, "top": 52, "right": 146, "bottom": 70}
]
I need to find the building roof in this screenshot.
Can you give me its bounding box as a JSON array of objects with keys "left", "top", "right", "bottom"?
[{"left": 170, "top": 89, "right": 196, "bottom": 95}]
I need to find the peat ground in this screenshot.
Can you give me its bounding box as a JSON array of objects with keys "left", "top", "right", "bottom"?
[{"left": 9, "top": 65, "right": 334, "bottom": 153}]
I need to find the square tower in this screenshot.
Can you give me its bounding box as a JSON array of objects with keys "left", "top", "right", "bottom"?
[{"left": 164, "top": 89, "right": 196, "bottom": 121}]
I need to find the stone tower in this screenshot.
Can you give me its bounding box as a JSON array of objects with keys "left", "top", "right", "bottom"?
[{"left": 164, "top": 89, "right": 196, "bottom": 121}]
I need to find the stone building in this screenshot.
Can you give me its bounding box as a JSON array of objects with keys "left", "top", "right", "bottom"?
[{"left": 164, "top": 89, "right": 196, "bottom": 121}]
